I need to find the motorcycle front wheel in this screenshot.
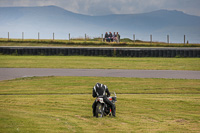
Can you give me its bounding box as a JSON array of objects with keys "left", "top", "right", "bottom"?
[{"left": 96, "top": 103, "right": 104, "bottom": 118}]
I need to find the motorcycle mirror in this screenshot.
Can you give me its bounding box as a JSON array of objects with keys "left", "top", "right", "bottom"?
[{"left": 114, "top": 92, "right": 116, "bottom": 97}]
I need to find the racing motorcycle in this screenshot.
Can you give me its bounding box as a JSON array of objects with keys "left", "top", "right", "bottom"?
[{"left": 95, "top": 92, "right": 117, "bottom": 118}]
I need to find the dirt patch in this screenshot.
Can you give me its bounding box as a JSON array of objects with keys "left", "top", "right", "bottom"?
[
  {"left": 175, "top": 119, "right": 188, "bottom": 125},
  {"left": 75, "top": 115, "right": 88, "bottom": 121}
]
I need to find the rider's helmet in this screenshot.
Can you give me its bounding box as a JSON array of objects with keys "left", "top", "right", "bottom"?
[{"left": 96, "top": 83, "right": 101, "bottom": 89}]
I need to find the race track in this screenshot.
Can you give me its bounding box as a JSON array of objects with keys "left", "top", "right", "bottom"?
[{"left": 0, "top": 68, "right": 200, "bottom": 81}]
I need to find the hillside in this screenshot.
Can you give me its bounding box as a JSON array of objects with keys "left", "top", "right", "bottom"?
[{"left": 0, "top": 6, "right": 200, "bottom": 43}]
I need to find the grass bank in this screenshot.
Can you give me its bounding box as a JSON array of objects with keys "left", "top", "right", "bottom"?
[
  {"left": 0, "top": 76, "right": 200, "bottom": 132},
  {"left": 0, "top": 38, "right": 200, "bottom": 47},
  {"left": 1, "top": 55, "right": 200, "bottom": 70}
]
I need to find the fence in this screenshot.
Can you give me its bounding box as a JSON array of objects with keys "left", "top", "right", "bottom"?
[
  {"left": 3, "top": 32, "right": 195, "bottom": 44},
  {"left": 0, "top": 47, "right": 199, "bottom": 57}
]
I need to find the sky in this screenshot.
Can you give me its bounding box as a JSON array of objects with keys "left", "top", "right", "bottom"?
[{"left": 0, "top": 0, "right": 200, "bottom": 16}]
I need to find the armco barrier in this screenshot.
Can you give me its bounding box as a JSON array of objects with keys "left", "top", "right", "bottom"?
[{"left": 0, "top": 47, "right": 200, "bottom": 57}]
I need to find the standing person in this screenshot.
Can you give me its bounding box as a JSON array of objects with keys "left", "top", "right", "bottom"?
[
  {"left": 104, "top": 32, "right": 109, "bottom": 42},
  {"left": 113, "top": 32, "right": 117, "bottom": 42},
  {"left": 117, "top": 32, "right": 120, "bottom": 43},
  {"left": 92, "top": 83, "right": 116, "bottom": 117},
  {"left": 109, "top": 32, "right": 113, "bottom": 42}
]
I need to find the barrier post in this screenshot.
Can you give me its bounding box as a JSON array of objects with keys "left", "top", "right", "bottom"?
[
  {"left": 8, "top": 32, "right": 9, "bottom": 41},
  {"left": 167, "top": 35, "right": 169, "bottom": 44},
  {"left": 53, "top": 32, "right": 55, "bottom": 40},
  {"left": 133, "top": 34, "right": 135, "bottom": 43},
  {"left": 184, "top": 35, "right": 186, "bottom": 45},
  {"left": 38, "top": 32, "right": 40, "bottom": 41},
  {"left": 22, "top": 32, "right": 24, "bottom": 41},
  {"left": 150, "top": 34, "right": 152, "bottom": 45}
]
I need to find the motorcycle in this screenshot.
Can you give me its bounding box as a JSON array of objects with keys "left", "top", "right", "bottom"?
[{"left": 95, "top": 92, "right": 117, "bottom": 118}]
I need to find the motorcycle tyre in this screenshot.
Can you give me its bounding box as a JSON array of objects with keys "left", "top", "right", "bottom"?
[{"left": 96, "top": 103, "right": 104, "bottom": 118}]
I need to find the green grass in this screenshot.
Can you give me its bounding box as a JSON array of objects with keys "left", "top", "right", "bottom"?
[
  {"left": 1, "top": 94, "right": 200, "bottom": 133},
  {"left": 0, "top": 53, "right": 200, "bottom": 132},
  {"left": 1, "top": 55, "right": 200, "bottom": 70},
  {"left": 0, "top": 76, "right": 200, "bottom": 132},
  {"left": 0, "top": 76, "right": 199, "bottom": 95},
  {"left": 0, "top": 38, "right": 200, "bottom": 47}
]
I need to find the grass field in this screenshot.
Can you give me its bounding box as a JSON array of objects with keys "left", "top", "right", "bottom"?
[
  {"left": 0, "top": 76, "right": 200, "bottom": 95},
  {"left": 0, "top": 76, "right": 200, "bottom": 132},
  {"left": 0, "top": 55, "right": 200, "bottom": 132},
  {"left": 0, "top": 77, "right": 200, "bottom": 133},
  {"left": 1, "top": 55, "right": 200, "bottom": 70}
]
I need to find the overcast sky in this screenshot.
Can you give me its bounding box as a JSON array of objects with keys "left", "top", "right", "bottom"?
[{"left": 0, "top": 0, "right": 200, "bottom": 16}]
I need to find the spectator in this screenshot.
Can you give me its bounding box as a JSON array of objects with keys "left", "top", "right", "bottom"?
[
  {"left": 117, "top": 32, "right": 120, "bottom": 43},
  {"left": 109, "top": 32, "right": 113, "bottom": 42},
  {"left": 104, "top": 32, "right": 109, "bottom": 42},
  {"left": 113, "top": 32, "right": 118, "bottom": 42}
]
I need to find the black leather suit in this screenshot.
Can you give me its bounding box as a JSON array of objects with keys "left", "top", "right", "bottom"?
[{"left": 92, "top": 83, "right": 115, "bottom": 117}]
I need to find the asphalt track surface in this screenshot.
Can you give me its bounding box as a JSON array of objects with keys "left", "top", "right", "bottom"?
[{"left": 0, "top": 68, "right": 200, "bottom": 81}]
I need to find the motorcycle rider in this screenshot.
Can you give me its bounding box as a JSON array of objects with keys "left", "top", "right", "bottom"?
[{"left": 92, "top": 83, "right": 116, "bottom": 117}]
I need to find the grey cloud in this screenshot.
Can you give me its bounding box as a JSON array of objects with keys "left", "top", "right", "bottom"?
[{"left": 0, "top": 0, "right": 200, "bottom": 16}]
